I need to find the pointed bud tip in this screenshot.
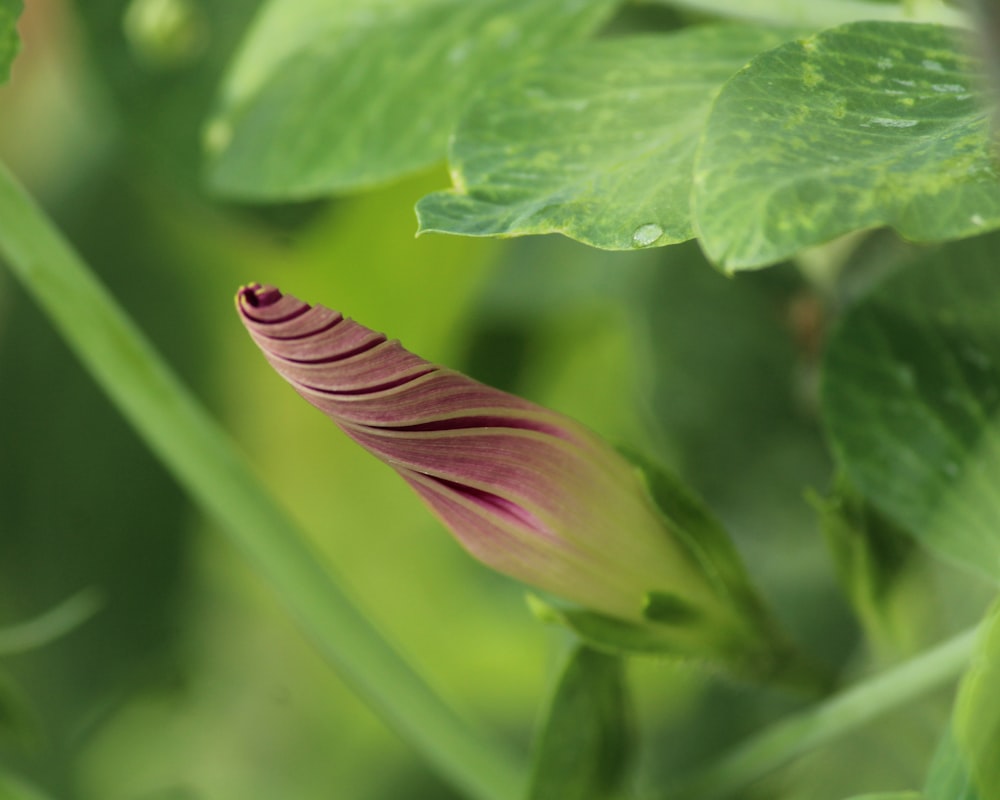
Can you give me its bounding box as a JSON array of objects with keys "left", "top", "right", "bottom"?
[{"left": 237, "top": 283, "right": 281, "bottom": 309}]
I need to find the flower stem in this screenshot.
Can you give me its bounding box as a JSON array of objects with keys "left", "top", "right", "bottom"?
[
  {"left": 0, "top": 162, "right": 524, "bottom": 800},
  {"left": 670, "top": 625, "right": 980, "bottom": 799}
]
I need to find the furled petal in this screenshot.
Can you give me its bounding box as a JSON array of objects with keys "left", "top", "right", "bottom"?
[{"left": 236, "top": 284, "right": 726, "bottom": 626}]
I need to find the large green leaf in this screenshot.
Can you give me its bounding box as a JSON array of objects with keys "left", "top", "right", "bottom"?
[
  {"left": 204, "top": 0, "right": 618, "bottom": 199},
  {"left": 954, "top": 601, "right": 1000, "bottom": 799},
  {"left": 417, "top": 26, "right": 795, "bottom": 249},
  {"left": 0, "top": 0, "right": 21, "bottom": 85},
  {"left": 527, "top": 645, "right": 632, "bottom": 800},
  {"left": 822, "top": 233, "right": 1000, "bottom": 583},
  {"left": 640, "top": 0, "right": 965, "bottom": 28},
  {"left": 694, "top": 21, "right": 999, "bottom": 271}
]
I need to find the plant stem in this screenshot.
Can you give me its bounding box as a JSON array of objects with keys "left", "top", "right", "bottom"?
[
  {"left": 0, "top": 162, "right": 524, "bottom": 800},
  {"left": 670, "top": 625, "right": 981, "bottom": 799},
  {"left": 650, "top": 0, "right": 967, "bottom": 28}
]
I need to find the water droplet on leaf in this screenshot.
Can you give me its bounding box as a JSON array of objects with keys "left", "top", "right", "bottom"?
[{"left": 631, "top": 223, "right": 664, "bottom": 248}]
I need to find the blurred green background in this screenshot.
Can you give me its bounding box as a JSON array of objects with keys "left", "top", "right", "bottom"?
[{"left": 0, "top": 2, "right": 984, "bottom": 798}]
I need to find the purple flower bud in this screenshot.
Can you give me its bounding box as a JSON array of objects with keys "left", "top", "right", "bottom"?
[{"left": 236, "top": 284, "right": 758, "bottom": 645}]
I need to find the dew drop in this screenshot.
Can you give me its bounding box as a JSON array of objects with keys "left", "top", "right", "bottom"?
[{"left": 631, "top": 223, "right": 664, "bottom": 248}]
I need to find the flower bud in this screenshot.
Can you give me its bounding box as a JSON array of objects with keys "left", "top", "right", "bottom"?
[{"left": 237, "top": 284, "right": 795, "bottom": 670}]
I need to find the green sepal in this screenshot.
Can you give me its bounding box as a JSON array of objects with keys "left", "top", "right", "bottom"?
[
  {"left": 527, "top": 593, "right": 682, "bottom": 657},
  {"left": 619, "top": 448, "right": 830, "bottom": 691},
  {"left": 619, "top": 445, "right": 772, "bottom": 623},
  {"left": 527, "top": 593, "right": 825, "bottom": 694},
  {"left": 643, "top": 591, "right": 701, "bottom": 626},
  {"left": 527, "top": 644, "right": 633, "bottom": 800}
]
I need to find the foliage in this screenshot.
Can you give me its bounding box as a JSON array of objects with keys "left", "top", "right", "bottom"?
[{"left": 2, "top": 0, "right": 1000, "bottom": 799}]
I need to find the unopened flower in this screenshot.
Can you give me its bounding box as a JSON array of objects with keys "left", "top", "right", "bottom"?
[{"left": 236, "top": 284, "right": 784, "bottom": 664}]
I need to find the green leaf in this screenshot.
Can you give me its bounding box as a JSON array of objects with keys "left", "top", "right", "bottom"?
[
  {"left": 417, "top": 26, "right": 796, "bottom": 249},
  {"left": 205, "top": 0, "right": 618, "bottom": 199},
  {"left": 811, "top": 477, "right": 918, "bottom": 654},
  {"left": 0, "top": 0, "right": 22, "bottom": 85},
  {"left": 638, "top": 0, "right": 965, "bottom": 28},
  {"left": 527, "top": 645, "right": 633, "bottom": 800},
  {"left": 954, "top": 601, "right": 1000, "bottom": 798},
  {"left": 694, "top": 21, "right": 1000, "bottom": 271},
  {"left": 822, "top": 233, "right": 1000, "bottom": 582},
  {"left": 838, "top": 794, "right": 922, "bottom": 800},
  {"left": 924, "top": 728, "right": 979, "bottom": 800}
]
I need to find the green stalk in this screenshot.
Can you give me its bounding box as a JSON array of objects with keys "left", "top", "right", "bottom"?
[
  {"left": 0, "top": 162, "right": 524, "bottom": 800},
  {"left": 671, "top": 625, "right": 980, "bottom": 799}
]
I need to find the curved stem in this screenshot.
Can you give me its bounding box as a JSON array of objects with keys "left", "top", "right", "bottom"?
[
  {"left": 670, "top": 625, "right": 980, "bottom": 799},
  {"left": 0, "top": 162, "right": 524, "bottom": 800}
]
